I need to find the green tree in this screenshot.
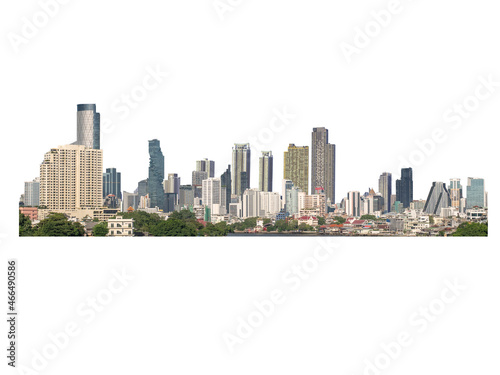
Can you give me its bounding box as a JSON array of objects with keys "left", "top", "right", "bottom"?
[
  {"left": 93, "top": 222, "right": 109, "bottom": 237},
  {"left": 298, "top": 223, "right": 314, "bottom": 231},
  {"left": 333, "top": 216, "right": 346, "bottom": 224},
  {"left": 317, "top": 217, "right": 326, "bottom": 226},
  {"left": 169, "top": 209, "right": 196, "bottom": 221},
  {"left": 19, "top": 212, "right": 34, "bottom": 236},
  {"left": 116, "top": 211, "right": 163, "bottom": 234},
  {"left": 288, "top": 220, "right": 298, "bottom": 231},
  {"left": 34, "top": 213, "right": 85, "bottom": 237},
  {"left": 453, "top": 222, "right": 488, "bottom": 237},
  {"left": 361, "top": 215, "right": 377, "bottom": 221},
  {"left": 200, "top": 221, "right": 230, "bottom": 236},
  {"left": 150, "top": 219, "right": 197, "bottom": 237}
]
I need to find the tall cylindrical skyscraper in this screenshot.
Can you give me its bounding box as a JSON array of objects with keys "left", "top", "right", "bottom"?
[{"left": 76, "top": 104, "right": 100, "bottom": 149}]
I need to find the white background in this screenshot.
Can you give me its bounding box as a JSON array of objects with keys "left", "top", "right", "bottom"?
[{"left": 0, "top": 0, "right": 498, "bottom": 374}]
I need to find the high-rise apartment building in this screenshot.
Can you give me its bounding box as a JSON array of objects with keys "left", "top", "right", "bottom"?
[
  {"left": 466, "top": 178, "right": 485, "bottom": 208},
  {"left": 231, "top": 144, "right": 251, "bottom": 196},
  {"left": 346, "top": 191, "right": 361, "bottom": 217},
  {"left": 196, "top": 159, "right": 215, "bottom": 178},
  {"left": 311, "top": 127, "right": 336, "bottom": 203},
  {"left": 40, "top": 145, "right": 103, "bottom": 210},
  {"left": 284, "top": 144, "right": 309, "bottom": 195},
  {"left": 378, "top": 172, "right": 392, "bottom": 213},
  {"left": 449, "top": 178, "right": 462, "bottom": 208},
  {"left": 147, "top": 139, "right": 165, "bottom": 209},
  {"left": 103, "top": 168, "right": 122, "bottom": 199},
  {"left": 259, "top": 151, "right": 273, "bottom": 192},
  {"left": 202, "top": 178, "right": 222, "bottom": 214},
  {"left": 242, "top": 189, "right": 280, "bottom": 218},
  {"left": 24, "top": 178, "right": 40, "bottom": 207},
  {"left": 424, "top": 182, "right": 451, "bottom": 215},
  {"left": 396, "top": 168, "right": 413, "bottom": 208},
  {"left": 74, "top": 104, "right": 100, "bottom": 149}
]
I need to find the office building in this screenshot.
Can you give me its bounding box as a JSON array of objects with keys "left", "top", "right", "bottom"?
[
  {"left": 311, "top": 127, "right": 336, "bottom": 203},
  {"left": 466, "top": 178, "right": 485, "bottom": 208},
  {"left": 24, "top": 177, "right": 40, "bottom": 207},
  {"left": 74, "top": 104, "right": 100, "bottom": 149},
  {"left": 220, "top": 165, "right": 231, "bottom": 214},
  {"left": 122, "top": 191, "right": 140, "bottom": 211},
  {"left": 147, "top": 139, "right": 165, "bottom": 209},
  {"left": 423, "top": 182, "right": 451, "bottom": 215},
  {"left": 284, "top": 144, "right": 309, "bottom": 194},
  {"left": 258, "top": 151, "right": 273, "bottom": 192},
  {"left": 285, "top": 186, "right": 300, "bottom": 215},
  {"left": 137, "top": 179, "right": 148, "bottom": 197},
  {"left": 196, "top": 159, "right": 215, "bottom": 178},
  {"left": 192, "top": 170, "right": 208, "bottom": 199},
  {"left": 164, "top": 173, "right": 180, "bottom": 195},
  {"left": 103, "top": 168, "right": 122, "bottom": 199},
  {"left": 396, "top": 168, "right": 413, "bottom": 208},
  {"left": 164, "top": 193, "right": 177, "bottom": 213},
  {"left": 378, "top": 172, "right": 392, "bottom": 213},
  {"left": 179, "top": 185, "right": 195, "bottom": 208}
]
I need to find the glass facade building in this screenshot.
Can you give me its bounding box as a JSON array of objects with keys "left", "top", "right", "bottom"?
[
  {"left": 396, "top": 167, "right": 413, "bottom": 208},
  {"left": 466, "top": 178, "right": 485, "bottom": 208},
  {"left": 147, "top": 139, "right": 165, "bottom": 210},
  {"left": 76, "top": 104, "right": 100, "bottom": 149},
  {"left": 220, "top": 165, "right": 231, "bottom": 214},
  {"left": 103, "top": 168, "right": 122, "bottom": 199}
]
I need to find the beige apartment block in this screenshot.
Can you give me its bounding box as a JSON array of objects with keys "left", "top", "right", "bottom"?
[{"left": 40, "top": 144, "right": 103, "bottom": 211}]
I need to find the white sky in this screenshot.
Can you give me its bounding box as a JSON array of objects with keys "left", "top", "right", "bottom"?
[{"left": 3, "top": 0, "right": 498, "bottom": 201}]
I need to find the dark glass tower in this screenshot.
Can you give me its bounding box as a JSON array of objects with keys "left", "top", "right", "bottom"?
[
  {"left": 103, "top": 168, "right": 122, "bottom": 199},
  {"left": 147, "top": 139, "right": 165, "bottom": 209},
  {"left": 137, "top": 179, "right": 148, "bottom": 197},
  {"left": 396, "top": 167, "right": 413, "bottom": 208},
  {"left": 220, "top": 165, "right": 232, "bottom": 214}
]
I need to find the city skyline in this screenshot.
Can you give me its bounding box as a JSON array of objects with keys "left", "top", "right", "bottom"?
[{"left": 22, "top": 104, "right": 489, "bottom": 213}]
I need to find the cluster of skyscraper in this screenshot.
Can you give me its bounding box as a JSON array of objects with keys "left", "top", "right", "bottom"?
[
  {"left": 120, "top": 125, "right": 337, "bottom": 220},
  {"left": 340, "top": 168, "right": 487, "bottom": 218},
  {"left": 21, "top": 104, "right": 488, "bottom": 223}
]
